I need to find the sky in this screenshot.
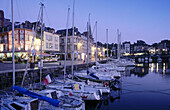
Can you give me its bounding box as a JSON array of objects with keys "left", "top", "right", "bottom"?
[{"left": 0, "top": 0, "right": 170, "bottom": 45}]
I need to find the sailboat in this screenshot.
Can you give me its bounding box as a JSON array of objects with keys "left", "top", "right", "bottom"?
[
  {"left": 0, "top": 1, "right": 41, "bottom": 110},
  {"left": 73, "top": 27, "right": 123, "bottom": 92},
  {"left": 73, "top": 18, "right": 115, "bottom": 93},
  {"left": 46, "top": 1, "right": 103, "bottom": 100},
  {"left": 75, "top": 28, "right": 120, "bottom": 80}
]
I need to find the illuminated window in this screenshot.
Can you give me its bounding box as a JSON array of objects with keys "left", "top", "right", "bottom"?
[{"left": 26, "top": 35, "right": 29, "bottom": 41}]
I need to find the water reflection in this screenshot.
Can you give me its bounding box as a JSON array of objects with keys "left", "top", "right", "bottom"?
[
  {"left": 86, "top": 63, "right": 170, "bottom": 110},
  {"left": 125, "top": 63, "right": 170, "bottom": 77},
  {"left": 134, "top": 66, "right": 149, "bottom": 77},
  {"left": 124, "top": 66, "right": 149, "bottom": 77},
  {"left": 149, "top": 63, "right": 170, "bottom": 75},
  {"left": 95, "top": 90, "right": 121, "bottom": 110},
  {"left": 85, "top": 90, "right": 121, "bottom": 110}
]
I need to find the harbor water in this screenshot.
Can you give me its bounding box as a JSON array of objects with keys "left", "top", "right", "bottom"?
[{"left": 86, "top": 63, "right": 170, "bottom": 110}]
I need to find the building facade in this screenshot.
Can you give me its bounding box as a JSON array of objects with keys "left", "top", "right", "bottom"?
[
  {"left": 122, "top": 41, "right": 131, "bottom": 56},
  {"left": 43, "top": 30, "right": 60, "bottom": 54},
  {"left": 0, "top": 20, "right": 60, "bottom": 62},
  {"left": 57, "top": 27, "right": 94, "bottom": 61}
]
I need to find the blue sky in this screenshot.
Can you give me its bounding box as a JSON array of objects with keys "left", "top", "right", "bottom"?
[{"left": 0, "top": 0, "right": 170, "bottom": 44}]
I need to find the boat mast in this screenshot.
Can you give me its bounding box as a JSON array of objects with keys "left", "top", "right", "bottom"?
[
  {"left": 95, "top": 21, "right": 97, "bottom": 66},
  {"left": 119, "top": 32, "right": 122, "bottom": 57},
  {"left": 87, "top": 14, "right": 90, "bottom": 74},
  {"left": 12, "top": 0, "right": 15, "bottom": 86},
  {"left": 64, "top": 8, "right": 70, "bottom": 82},
  {"left": 71, "top": 0, "right": 75, "bottom": 79},
  {"left": 106, "top": 29, "right": 108, "bottom": 62},
  {"left": 117, "top": 29, "right": 120, "bottom": 60},
  {"left": 40, "top": 3, "right": 44, "bottom": 88}
]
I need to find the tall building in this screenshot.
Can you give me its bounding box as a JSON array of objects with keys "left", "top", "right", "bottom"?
[
  {"left": 57, "top": 27, "right": 94, "bottom": 61},
  {"left": 122, "top": 41, "right": 131, "bottom": 56},
  {"left": 0, "top": 23, "right": 41, "bottom": 60},
  {"left": 158, "top": 40, "right": 170, "bottom": 54},
  {"left": 0, "top": 19, "right": 60, "bottom": 61},
  {"left": 133, "top": 40, "right": 149, "bottom": 55},
  {"left": 43, "top": 27, "right": 60, "bottom": 55}
]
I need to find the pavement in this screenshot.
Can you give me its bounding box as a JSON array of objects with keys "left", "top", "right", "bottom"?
[{"left": 0, "top": 58, "right": 106, "bottom": 72}]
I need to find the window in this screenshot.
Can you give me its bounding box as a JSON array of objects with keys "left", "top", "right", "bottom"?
[
  {"left": 68, "top": 46, "right": 71, "bottom": 51},
  {"left": 51, "top": 36, "right": 53, "bottom": 41},
  {"left": 74, "top": 38, "right": 76, "bottom": 43},
  {"left": 49, "top": 43, "right": 53, "bottom": 49},
  {"left": 55, "top": 44, "right": 58, "bottom": 49},
  {"left": 61, "top": 39, "right": 64, "bottom": 43},
  {"left": 60, "top": 46, "right": 64, "bottom": 52},
  {"left": 74, "top": 45, "right": 77, "bottom": 50},
  {"left": 55, "top": 37, "right": 58, "bottom": 42},
  {"left": 20, "top": 34, "right": 24, "bottom": 41},
  {"left": 68, "top": 38, "right": 70, "bottom": 43},
  {"left": 46, "top": 35, "right": 48, "bottom": 40},
  {"left": 46, "top": 43, "right": 48, "bottom": 48},
  {"left": 1, "top": 36, "right": 4, "bottom": 43},
  {"left": 15, "top": 34, "right": 18, "bottom": 41},
  {"left": 21, "top": 43, "right": 24, "bottom": 50},
  {"left": 4, "top": 45, "right": 7, "bottom": 51},
  {"left": 25, "top": 35, "right": 29, "bottom": 41},
  {"left": 49, "top": 35, "right": 52, "bottom": 41},
  {"left": 78, "top": 39, "right": 80, "bottom": 43}
]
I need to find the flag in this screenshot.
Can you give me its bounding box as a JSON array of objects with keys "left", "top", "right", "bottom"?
[{"left": 43, "top": 74, "right": 52, "bottom": 85}]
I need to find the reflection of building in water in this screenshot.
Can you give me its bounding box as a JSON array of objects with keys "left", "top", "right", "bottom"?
[
  {"left": 149, "top": 63, "right": 170, "bottom": 74},
  {"left": 125, "top": 67, "right": 135, "bottom": 77},
  {"left": 150, "top": 63, "right": 158, "bottom": 72},
  {"left": 133, "top": 66, "right": 149, "bottom": 77}
]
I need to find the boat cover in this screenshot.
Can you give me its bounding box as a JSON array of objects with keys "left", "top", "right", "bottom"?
[
  {"left": 11, "top": 86, "right": 60, "bottom": 107},
  {"left": 89, "top": 73, "right": 99, "bottom": 79}
]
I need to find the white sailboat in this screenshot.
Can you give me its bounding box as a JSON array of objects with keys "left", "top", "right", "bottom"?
[
  {"left": 43, "top": 1, "right": 103, "bottom": 101},
  {"left": 0, "top": 95, "right": 40, "bottom": 110},
  {"left": 0, "top": 1, "right": 41, "bottom": 110},
  {"left": 73, "top": 20, "right": 114, "bottom": 93}
]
